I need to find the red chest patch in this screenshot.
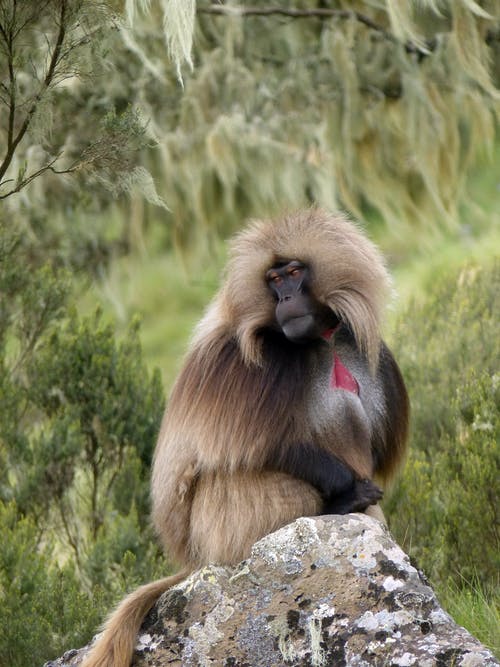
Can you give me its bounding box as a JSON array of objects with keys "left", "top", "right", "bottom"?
[{"left": 331, "top": 353, "right": 359, "bottom": 395}]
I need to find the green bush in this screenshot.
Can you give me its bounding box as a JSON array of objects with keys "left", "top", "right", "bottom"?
[
  {"left": 0, "top": 223, "right": 169, "bottom": 664},
  {"left": 0, "top": 498, "right": 166, "bottom": 666},
  {"left": 386, "top": 261, "right": 499, "bottom": 590},
  {"left": 0, "top": 501, "right": 104, "bottom": 667}
]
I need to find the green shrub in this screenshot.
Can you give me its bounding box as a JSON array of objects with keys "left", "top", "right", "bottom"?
[
  {"left": 0, "top": 501, "right": 104, "bottom": 666},
  {"left": 386, "top": 261, "right": 499, "bottom": 590},
  {"left": 0, "top": 222, "right": 169, "bottom": 662}
]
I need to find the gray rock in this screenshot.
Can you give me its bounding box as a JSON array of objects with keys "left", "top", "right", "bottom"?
[{"left": 47, "top": 514, "right": 499, "bottom": 666}]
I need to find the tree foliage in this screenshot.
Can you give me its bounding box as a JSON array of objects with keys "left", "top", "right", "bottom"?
[
  {"left": 122, "top": 0, "right": 500, "bottom": 245},
  {"left": 2, "top": 1, "right": 498, "bottom": 249},
  {"left": 0, "top": 0, "right": 165, "bottom": 217}
]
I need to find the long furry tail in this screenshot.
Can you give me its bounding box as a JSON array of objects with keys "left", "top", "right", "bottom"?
[{"left": 81, "top": 569, "right": 189, "bottom": 667}]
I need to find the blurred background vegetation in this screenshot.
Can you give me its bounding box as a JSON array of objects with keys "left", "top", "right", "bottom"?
[{"left": 0, "top": 1, "right": 498, "bottom": 665}]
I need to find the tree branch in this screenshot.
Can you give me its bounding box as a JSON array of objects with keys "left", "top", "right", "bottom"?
[
  {"left": 0, "top": 153, "right": 82, "bottom": 199},
  {"left": 57, "top": 497, "right": 81, "bottom": 567},
  {"left": 197, "top": 5, "right": 433, "bottom": 57},
  {"left": 0, "top": 0, "right": 68, "bottom": 184},
  {"left": 89, "top": 429, "right": 103, "bottom": 541},
  {"left": 7, "top": 26, "right": 16, "bottom": 152},
  {"left": 198, "top": 5, "right": 387, "bottom": 33}
]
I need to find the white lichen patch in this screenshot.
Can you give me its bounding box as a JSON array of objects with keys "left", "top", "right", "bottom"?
[
  {"left": 311, "top": 603, "right": 336, "bottom": 620},
  {"left": 381, "top": 546, "right": 415, "bottom": 574},
  {"left": 252, "top": 516, "right": 321, "bottom": 565},
  {"left": 186, "top": 593, "right": 235, "bottom": 660},
  {"left": 331, "top": 516, "right": 412, "bottom": 571},
  {"left": 419, "top": 634, "right": 439, "bottom": 651},
  {"left": 136, "top": 633, "right": 163, "bottom": 652},
  {"left": 327, "top": 517, "right": 398, "bottom": 572},
  {"left": 181, "top": 564, "right": 228, "bottom": 596},
  {"left": 392, "top": 652, "right": 418, "bottom": 666},
  {"left": 365, "top": 639, "right": 383, "bottom": 654},
  {"left": 429, "top": 608, "right": 452, "bottom": 625},
  {"left": 383, "top": 575, "right": 405, "bottom": 591},
  {"left": 356, "top": 609, "right": 414, "bottom": 633}
]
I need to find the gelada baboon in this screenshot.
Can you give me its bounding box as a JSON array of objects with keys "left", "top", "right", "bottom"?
[{"left": 82, "top": 208, "right": 409, "bottom": 667}]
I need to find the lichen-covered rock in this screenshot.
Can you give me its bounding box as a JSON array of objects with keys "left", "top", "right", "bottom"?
[{"left": 46, "top": 514, "right": 499, "bottom": 667}]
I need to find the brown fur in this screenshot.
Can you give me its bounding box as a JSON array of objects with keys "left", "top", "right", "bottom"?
[
  {"left": 82, "top": 208, "right": 409, "bottom": 667},
  {"left": 81, "top": 571, "right": 188, "bottom": 667}
]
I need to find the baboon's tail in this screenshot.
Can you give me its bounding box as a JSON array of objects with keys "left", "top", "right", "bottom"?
[{"left": 81, "top": 569, "right": 189, "bottom": 667}]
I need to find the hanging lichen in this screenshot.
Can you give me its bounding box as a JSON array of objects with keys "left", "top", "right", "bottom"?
[
  {"left": 121, "top": 0, "right": 499, "bottom": 246},
  {"left": 2, "top": 1, "right": 497, "bottom": 245}
]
